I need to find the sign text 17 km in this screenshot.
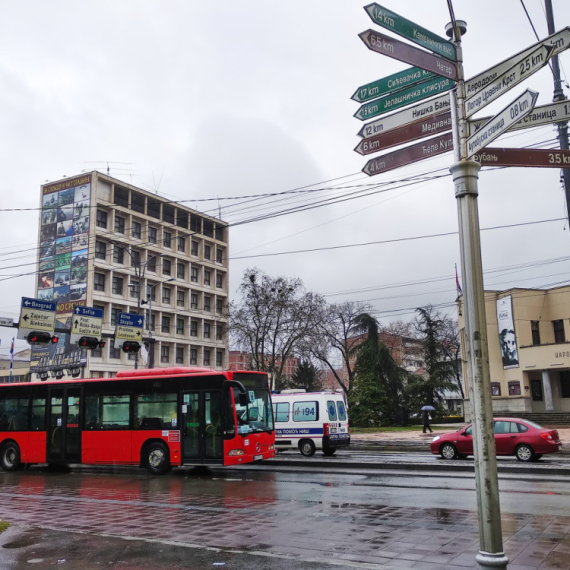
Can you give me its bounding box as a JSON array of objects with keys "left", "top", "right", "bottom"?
[{"left": 351, "top": 67, "right": 434, "bottom": 103}]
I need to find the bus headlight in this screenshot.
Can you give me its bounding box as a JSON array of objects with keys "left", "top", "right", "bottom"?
[
  {"left": 269, "top": 444, "right": 275, "bottom": 450},
  {"left": 228, "top": 449, "right": 246, "bottom": 456}
]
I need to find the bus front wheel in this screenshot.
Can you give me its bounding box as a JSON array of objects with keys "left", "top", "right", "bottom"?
[
  {"left": 1, "top": 442, "right": 21, "bottom": 471},
  {"left": 145, "top": 442, "right": 171, "bottom": 475},
  {"left": 299, "top": 440, "right": 316, "bottom": 457}
]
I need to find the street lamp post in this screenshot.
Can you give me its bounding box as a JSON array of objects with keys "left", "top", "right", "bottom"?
[{"left": 141, "top": 278, "right": 174, "bottom": 368}]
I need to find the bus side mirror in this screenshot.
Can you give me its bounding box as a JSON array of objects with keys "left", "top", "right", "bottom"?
[{"left": 238, "top": 393, "right": 248, "bottom": 407}]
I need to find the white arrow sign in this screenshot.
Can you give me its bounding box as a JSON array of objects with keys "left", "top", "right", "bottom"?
[
  {"left": 466, "top": 27, "right": 570, "bottom": 99},
  {"left": 466, "top": 89, "right": 538, "bottom": 159},
  {"left": 465, "top": 45, "right": 552, "bottom": 118}
]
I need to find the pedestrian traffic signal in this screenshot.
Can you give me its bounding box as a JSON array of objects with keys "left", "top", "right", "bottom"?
[
  {"left": 26, "top": 331, "right": 58, "bottom": 345},
  {"left": 77, "top": 336, "right": 105, "bottom": 350},
  {"left": 122, "top": 341, "right": 141, "bottom": 353}
]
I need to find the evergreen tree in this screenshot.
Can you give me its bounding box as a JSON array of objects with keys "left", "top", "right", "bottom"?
[{"left": 290, "top": 360, "right": 323, "bottom": 392}]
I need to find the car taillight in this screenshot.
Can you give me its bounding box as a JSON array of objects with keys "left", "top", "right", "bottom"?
[
  {"left": 541, "top": 431, "right": 559, "bottom": 442},
  {"left": 323, "top": 423, "right": 329, "bottom": 436}
]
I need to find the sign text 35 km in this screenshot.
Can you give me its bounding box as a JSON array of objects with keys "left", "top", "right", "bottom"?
[
  {"left": 473, "top": 148, "right": 570, "bottom": 168},
  {"left": 359, "top": 30, "right": 457, "bottom": 81}
]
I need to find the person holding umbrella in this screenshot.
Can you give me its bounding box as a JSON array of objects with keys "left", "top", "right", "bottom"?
[{"left": 421, "top": 405, "right": 435, "bottom": 434}]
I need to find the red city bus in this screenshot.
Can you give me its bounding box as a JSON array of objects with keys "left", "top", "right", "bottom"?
[{"left": 0, "top": 367, "right": 275, "bottom": 475}]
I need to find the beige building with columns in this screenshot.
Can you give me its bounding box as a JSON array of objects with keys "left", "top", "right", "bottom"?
[{"left": 459, "top": 285, "right": 570, "bottom": 421}]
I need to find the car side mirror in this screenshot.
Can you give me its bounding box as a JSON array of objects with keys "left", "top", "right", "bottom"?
[{"left": 460, "top": 429, "right": 467, "bottom": 436}]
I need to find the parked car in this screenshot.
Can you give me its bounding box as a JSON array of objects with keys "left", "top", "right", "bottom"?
[{"left": 430, "top": 418, "right": 562, "bottom": 462}]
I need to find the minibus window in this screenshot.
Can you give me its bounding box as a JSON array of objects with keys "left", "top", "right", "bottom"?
[
  {"left": 337, "top": 401, "right": 347, "bottom": 421},
  {"left": 293, "top": 401, "right": 317, "bottom": 422},
  {"left": 327, "top": 401, "right": 337, "bottom": 421}
]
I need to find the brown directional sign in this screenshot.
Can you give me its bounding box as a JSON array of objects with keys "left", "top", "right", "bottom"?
[
  {"left": 473, "top": 148, "right": 570, "bottom": 168},
  {"left": 355, "top": 112, "right": 451, "bottom": 155},
  {"left": 363, "top": 132, "right": 453, "bottom": 176},
  {"left": 359, "top": 29, "right": 457, "bottom": 81}
]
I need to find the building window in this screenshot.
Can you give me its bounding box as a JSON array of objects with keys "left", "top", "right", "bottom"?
[
  {"left": 163, "top": 259, "right": 171, "bottom": 276},
  {"left": 216, "top": 325, "right": 223, "bottom": 340},
  {"left": 190, "top": 348, "right": 197, "bottom": 365},
  {"left": 162, "top": 287, "right": 171, "bottom": 304},
  {"left": 130, "top": 249, "right": 140, "bottom": 268},
  {"left": 204, "top": 349, "right": 211, "bottom": 366},
  {"left": 203, "top": 269, "right": 210, "bottom": 285},
  {"left": 204, "top": 323, "right": 211, "bottom": 339},
  {"left": 113, "top": 245, "right": 124, "bottom": 264},
  {"left": 149, "top": 313, "right": 156, "bottom": 332},
  {"left": 216, "top": 298, "right": 223, "bottom": 315},
  {"left": 191, "top": 241, "right": 198, "bottom": 256},
  {"left": 111, "top": 308, "right": 120, "bottom": 326},
  {"left": 129, "top": 278, "right": 139, "bottom": 299},
  {"left": 204, "top": 296, "right": 211, "bottom": 312},
  {"left": 96, "top": 210, "right": 107, "bottom": 229},
  {"left": 204, "top": 245, "right": 211, "bottom": 260},
  {"left": 216, "top": 350, "right": 223, "bottom": 367},
  {"left": 191, "top": 267, "right": 199, "bottom": 283},
  {"left": 178, "top": 237, "right": 185, "bottom": 252},
  {"left": 161, "top": 345, "right": 170, "bottom": 364},
  {"left": 132, "top": 221, "right": 142, "bottom": 239},
  {"left": 148, "top": 284, "right": 156, "bottom": 302},
  {"left": 561, "top": 371, "right": 570, "bottom": 398},
  {"left": 112, "top": 276, "right": 124, "bottom": 295},
  {"left": 508, "top": 381, "right": 521, "bottom": 396},
  {"left": 191, "top": 293, "right": 198, "bottom": 309},
  {"left": 114, "top": 215, "right": 125, "bottom": 234},
  {"left": 177, "top": 290, "right": 185, "bottom": 308},
  {"left": 177, "top": 263, "right": 185, "bottom": 279},
  {"left": 94, "top": 273, "right": 105, "bottom": 292},
  {"left": 216, "top": 248, "right": 223, "bottom": 263},
  {"left": 531, "top": 321, "right": 540, "bottom": 345},
  {"left": 553, "top": 320, "right": 566, "bottom": 343},
  {"left": 147, "top": 255, "right": 156, "bottom": 273},
  {"left": 176, "top": 347, "right": 184, "bottom": 364},
  {"left": 162, "top": 316, "right": 171, "bottom": 333},
  {"left": 491, "top": 383, "right": 501, "bottom": 396},
  {"left": 95, "top": 241, "right": 106, "bottom": 260},
  {"left": 190, "top": 320, "right": 198, "bottom": 337},
  {"left": 216, "top": 273, "right": 223, "bottom": 289},
  {"left": 148, "top": 226, "right": 157, "bottom": 244},
  {"left": 163, "top": 231, "right": 172, "bottom": 248},
  {"left": 109, "top": 340, "right": 121, "bottom": 360},
  {"left": 176, "top": 318, "right": 184, "bottom": 335}
]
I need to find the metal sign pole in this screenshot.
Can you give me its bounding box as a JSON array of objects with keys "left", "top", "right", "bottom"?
[{"left": 446, "top": 18, "right": 509, "bottom": 570}]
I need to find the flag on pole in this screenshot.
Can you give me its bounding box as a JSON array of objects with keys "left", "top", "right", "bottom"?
[
  {"left": 455, "top": 264, "right": 462, "bottom": 296},
  {"left": 9, "top": 337, "right": 14, "bottom": 382}
]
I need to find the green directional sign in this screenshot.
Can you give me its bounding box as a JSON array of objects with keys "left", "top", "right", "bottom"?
[
  {"left": 351, "top": 67, "right": 435, "bottom": 103},
  {"left": 354, "top": 76, "right": 454, "bottom": 121},
  {"left": 364, "top": 3, "right": 456, "bottom": 61}
]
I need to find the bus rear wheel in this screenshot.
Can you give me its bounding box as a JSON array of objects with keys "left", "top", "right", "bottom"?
[
  {"left": 145, "top": 442, "right": 171, "bottom": 475},
  {"left": 322, "top": 447, "right": 336, "bottom": 456},
  {"left": 299, "top": 440, "right": 316, "bottom": 457},
  {"left": 1, "top": 442, "right": 21, "bottom": 471}
]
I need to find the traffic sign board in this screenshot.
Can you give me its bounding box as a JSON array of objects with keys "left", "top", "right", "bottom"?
[
  {"left": 466, "top": 27, "right": 570, "bottom": 99},
  {"left": 358, "top": 93, "right": 450, "bottom": 138},
  {"left": 362, "top": 132, "right": 453, "bottom": 176},
  {"left": 468, "top": 100, "right": 570, "bottom": 137},
  {"left": 354, "top": 76, "right": 454, "bottom": 121},
  {"left": 359, "top": 30, "right": 457, "bottom": 81},
  {"left": 464, "top": 45, "right": 552, "bottom": 118},
  {"left": 466, "top": 89, "right": 538, "bottom": 159},
  {"left": 0, "top": 317, "right": 14, "bottom": 327},
  {"left": 473, "top": 148, "right": 570, "bottom": 168},
  {"left": 115, "top": 311, "right": 144, "bottom": 347},
  {"left": 364, "top": 3, "right": 456, "bottom": 61},
  {"left": 18, "top": 297, "right": 56, "bottom": 339},
  {"left": 71, "top": 306, "right": 104, "bottom": 343},
  {"left": 355, "top": 112, "right": 452, "bottom": 155},
  {"left": 351, "top": 67, "right": 435, "bottom": 103}
]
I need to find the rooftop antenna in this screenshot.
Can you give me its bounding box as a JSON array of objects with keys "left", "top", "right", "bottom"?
[
  {"left": 81, "top": 161, "right": 134, "bottom": 177},
  {"left": 217, "top": 196, "right": 222, "bottom": 219}
]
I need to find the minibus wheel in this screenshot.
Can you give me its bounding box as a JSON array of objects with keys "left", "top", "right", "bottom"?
[
  {"left": 322, "top": 447, "right": 336, "bottom": 456},
  {"left": 1, "top": 442, "right": 21, "bottom": 471},
  {"left": 145, "top": 442, "right": 171, "bottom": 475},
  {"left": 299, "top": 440, "right": 316, "bottom": 457}
]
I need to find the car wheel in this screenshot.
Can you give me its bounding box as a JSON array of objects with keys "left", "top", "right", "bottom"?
[
  {"left": 145, "top": 442, "right": 171, "bottom": 475},
  {"left": 299, "top": 440, "right": 316, "bottom": 457},
  {"left": 534, "top": 454, "right": 543, "bottom": 461},
  {"left": 322, "top": 447, "right": 336, "bottom": 456},
  {"left": 515, "top": 444, "right": 536, "bottom": 462},
  {"left": 1, "top": 442, "right": 21, "bottom": 471},
  {"left": 440, "top": 443, "right": 458, "bottom": 460}
]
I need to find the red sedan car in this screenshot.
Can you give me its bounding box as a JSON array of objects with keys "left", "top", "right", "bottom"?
[{"left": 430, "top": 418, "right": 562, "bottom": 462}]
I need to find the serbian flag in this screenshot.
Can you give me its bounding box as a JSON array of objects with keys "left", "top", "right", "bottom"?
[
  {"left": 455, "top": 264, "right": 462, "bottom": 296},
  {"left": 10, "top": 337, "right": 14, "bottom": 382}
]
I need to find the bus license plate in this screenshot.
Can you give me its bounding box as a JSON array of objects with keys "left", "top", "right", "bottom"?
[{"left": 254, "top": 454, "right": 263, "bottom": 461}]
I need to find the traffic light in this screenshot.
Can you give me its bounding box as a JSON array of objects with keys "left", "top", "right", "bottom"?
[
  {"left": 122, "top": 341, "right": 141, "bottom": 353},
  {"left": 77, "top": 336, "right": 105, "bottom": 350},
  {"left": 26, "top": 331, "right": 58, "bottom": 345}
]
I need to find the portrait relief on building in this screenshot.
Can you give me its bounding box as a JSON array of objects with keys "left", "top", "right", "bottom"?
[{"left": 496, "top": 296, "right": 519, "bottom": 369}]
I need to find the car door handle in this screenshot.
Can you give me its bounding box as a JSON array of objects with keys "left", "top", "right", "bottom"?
[{"left": 510, "top": 435, "right": 516, "bottom": 438}]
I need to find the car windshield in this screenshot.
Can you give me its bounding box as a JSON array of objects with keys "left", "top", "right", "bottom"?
[{"left": 234, "top": 387, "right": 274, "bottom": 435}]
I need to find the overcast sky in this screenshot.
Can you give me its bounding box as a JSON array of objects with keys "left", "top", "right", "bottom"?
[{"left": 1, "top": 0, "right": 570, "bottom": 355}]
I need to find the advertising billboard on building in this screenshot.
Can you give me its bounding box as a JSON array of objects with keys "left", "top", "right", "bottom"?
[{"left": 496, "top": 295, "right": 519, "bottom": 369}]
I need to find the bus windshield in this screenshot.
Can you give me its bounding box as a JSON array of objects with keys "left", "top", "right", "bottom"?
[{"left": 235, "top": 387, "right": 274, "bottom": 435}]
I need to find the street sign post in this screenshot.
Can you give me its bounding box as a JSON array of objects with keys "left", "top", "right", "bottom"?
[
  {"left": 358, "top": 92, "right": 450, "bottom": 138},
  {"left": 70, "top": 306, "right": 104, "bottom": 345},
  {"left": 362, "top": 132, "right": 453, "bottom": 176},
  {"left": 355, "top": 112, "right": 451, "bottom": 155},
  {"left": 364, "top": 3, "right": 456, "bottom": 61},
  {"left": 17, "top": 297, "right": 56, "bottom": 340},
  {"left": 351, "top": 67, "right": 435, "bottom": 103},
  {"left": 359, "top": 29, "right": 457, "bottom": 80},
  {"left": 473, "top": 147, "right": 570, "bottom": 168},
  {"left": 354, "top": 76, "right": 454, "bottom": 121},
  {"left": 115, "top": 312, "right": 144, "bottom": 349},
  {"left": 466, "top": 89, "right": 538, "bottom": 159},
  {"left": 468, "top": 100, "right": 570, "bottom": 136},
  {"left": 464, "top": 45, "right": 552, "bottom": 118}
]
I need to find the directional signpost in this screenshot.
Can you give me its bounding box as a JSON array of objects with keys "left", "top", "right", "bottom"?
[
  {"left": 70, "top": 306, "right": 104, "bottom": 345},
  {"left": 472, "top": 147, "right": 570, "bottom": 168},
  {"left": 466, "top": 89, "right": 538, "bottom": 159},
  {"left": 359, "top": 29, "right": 457, "bottom": 81},
  {"left": 0, "top": 317, "right": 14, "bottom": 328},
  {"left": 17, "top": 297, "right": 56, "bottom": 340},
  {"left": 115, "top": 312, "right": 144, "bottom": 349}
]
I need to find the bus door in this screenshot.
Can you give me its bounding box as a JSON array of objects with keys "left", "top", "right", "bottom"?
[
  {"left": 47, "top": 387, "right": 82, "bottom": 463},
  {"left": 181, "top": 391, "right": 222, "bottom": 463}
]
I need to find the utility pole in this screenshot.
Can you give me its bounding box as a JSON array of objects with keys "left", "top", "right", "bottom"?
[
  {"left": 446, "top": 12, "right": 509, "bottom": 570},
  {"left": 545, "top": 0, "right": 570, "bottom": 227}
]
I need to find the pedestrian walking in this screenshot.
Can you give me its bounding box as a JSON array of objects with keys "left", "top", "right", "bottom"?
[{"left": 420, "top": 406, "right": 434, "bottom": 434}]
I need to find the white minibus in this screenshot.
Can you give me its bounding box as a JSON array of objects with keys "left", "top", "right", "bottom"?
[{"left": 271, "top": 392, "right": 350, "bottom": 456}]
